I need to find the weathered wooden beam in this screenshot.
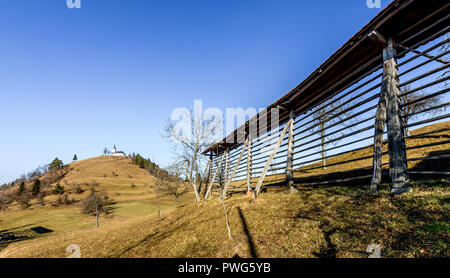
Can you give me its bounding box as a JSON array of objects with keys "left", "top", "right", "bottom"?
[
  {"left": 368, "top": 30, "right": 388, "bottom": 49},
  {"left": 203, "top": 152, "right": 213, "bottom": 197},
  {"left": 384, "top": 38, "right": 411, "bottom": 195},
  {"left": 204, "top": 152, "right": 225, "bottom": 201},
  {"left": 221, "top": 139, "right": 249, "bottom": 200},
  {"left": 223, "top": 148, "right": 229, "bottom": 196},
  {"left": 369, "top": 63, "right": 389, "bottom": 195},
  {"left": 246, "top": 138, "right": 253, "bottom": 193},
  {"left": 286, "top": 110, "right": 297, "bottom": 193},
  {"left": 397, "top": 43, "right": 449, "bottom": 65},
  {"left": 253, "top": 119, "right": 292, "bottom": 199},
  {"left": 199, "top": 155, "right": 212, "bottom": 198}
]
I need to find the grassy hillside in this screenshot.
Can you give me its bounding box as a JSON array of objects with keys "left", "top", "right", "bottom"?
[
  {"left": 1, "top": 179, "right": 448, "bottom": 258},
  {"left": 57, "top": 156, "right": 159, "bottom": 203},
  {"left": 0, "top": 156, "right": 193, "bottom": 253}
]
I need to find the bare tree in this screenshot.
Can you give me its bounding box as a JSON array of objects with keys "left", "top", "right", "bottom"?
[
  {"left": 400, "top": 86, "right": 443, "bottom": 137},
  {"left": 155, "top": 165, "right": 189, "bottom": 208},
  {"left": 163, "top": 109, "right": 220, "bottom": 202},
  {"left": 437, "top": 33, "right": 449, "bottom": 85},
  {"left": 311, "top": 100, "right": 354, "bottom": 170},
  {"left": 211, "top": 159, "right": 227, "bottom": 198},
  {"left": 0, "top": 192, "right": 7, "bottom": 211},
  {"left": 81, "top": 188, "right": 109, "bottom": 227}
]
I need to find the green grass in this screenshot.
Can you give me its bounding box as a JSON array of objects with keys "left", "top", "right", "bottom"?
[
  {"left": 110, "top": 201, "right": 172, "bottom": 218},
  {"left": 0, "top": 206, "right": 92, "bottom": 234}
]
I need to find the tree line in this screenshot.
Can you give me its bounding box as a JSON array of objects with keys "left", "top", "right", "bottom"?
[{"left": 129, "top": 153, "right": 170, "bottom": 180}]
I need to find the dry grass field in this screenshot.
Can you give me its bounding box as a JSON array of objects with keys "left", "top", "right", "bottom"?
[
  {"left": 0, "top": 179, "right": 448, "bottom": 258},
  {"left": 0, "top": 122, "right": 448, "bottom": 258},
  {"left": 0, "top": 156, "right": 193, "bottom": 254}
]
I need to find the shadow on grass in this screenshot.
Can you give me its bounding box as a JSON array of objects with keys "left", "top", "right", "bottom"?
[
  {"left": 116, "top": 231, "right": 159, "bottom": 257},
  {"left": 313, "top": 226, "right": 338, "bottom": 258},
  {"left": 237, "top": 207, "right": 258, "bottom": 258},
  {"left": 0, "top": 226, "right": 53, "bottom": 252}
]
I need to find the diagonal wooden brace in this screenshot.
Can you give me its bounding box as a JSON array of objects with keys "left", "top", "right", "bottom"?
[
  {"left": 221, "top": 138, "right": 249, "bottom": 200},
  {"left": 252, "top": 119, "right": 292, "bottom": 199},
  {"left": 204, "top": 152, "right": 226, "bottom": 201}
]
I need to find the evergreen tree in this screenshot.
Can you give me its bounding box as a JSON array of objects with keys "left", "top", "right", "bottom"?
[
  {"left": 32, "top": 179, "right": 41, "bottom": 196},
  {"left": 131, "top": 153, "right": 169, "bottom": 178},
  {"left": 52, "top": 183, "right": 65, "bottom": 195},
  {"left": 73, "top": 154, "right": 78, "bottom": 161},
  {"left": 17, "top": 181, "right": 25, "bottom": 196},
  {"left": 49, "top": 157, "right": 64, "bottom": 171}
]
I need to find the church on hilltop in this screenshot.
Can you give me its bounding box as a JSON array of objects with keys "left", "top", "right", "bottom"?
[{"left": 111, "top": 145, "right": 126, "bottom": 157}]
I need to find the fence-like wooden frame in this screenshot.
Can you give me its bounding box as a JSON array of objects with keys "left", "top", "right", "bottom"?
[{"left": 203, "top": 0, "right": 450, "bottom": 200}]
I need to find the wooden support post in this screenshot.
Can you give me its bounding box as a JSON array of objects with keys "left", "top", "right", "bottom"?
[
  {"left": 221, "top": 139, "right": 248, "bottom": 200},
  {"left": 222, "top": 148, "right": 229, "bottom": 197},
  {"left": 199, "top": 155, "right": 212, "bottom": 198},
  {"left": 369, "top": 75, "right": 388, "bottom": 196},
  {"left": 370, "top": 38, "right": 410, "bottom": 196},
  {"left": 203, "top": 152, "right": 213, "bottom": 198},
  {"left": 253, "top": 119, "right": 292, "bottom": 199},
  {"left": 204, "top": 152, "right": 225, "bottom": 201},
  {"left": 246, "top": 138, "right": 253, "bottom": 193},
  {"left": 286, "top": 110, "right": 297, "bottom": 193},
  {"left": 384, "top": 38, "right": 411, "bottom": 195}
]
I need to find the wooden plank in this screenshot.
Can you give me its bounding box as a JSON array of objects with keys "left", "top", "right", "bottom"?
[
  {"left": 246, "top": 138, "right": 253, "bottom": 192},
  {"left": 221, "top": 139, "right": 248, "bottom": 199},
  {"left": 199, "top": 157, "right": 212, "bottom": 198},
  {"left": 222, "top": 149, "right": 229, "bottom": 196},
  {"left": 203, "top": 153, "right": 213, "bottom": 197},
  {"left": 286, "top": 110, "right": 296, "bottom": 192},
  {"left": 369, "top": 63, "right": 389, "bottom": 196},
  {"left": 204, "top": 153, "right": 225, "bottom": 201},
  {"left": 253, "top": 119, "right": 292, "bottom": 199}
]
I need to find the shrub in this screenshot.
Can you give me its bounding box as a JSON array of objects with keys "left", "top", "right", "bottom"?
[
  {"left": 74, "top": 185, "right": 84, "bottom": 194},
  {"left": 37, "top": 192, "right": 46, "bottom": 206},
  {"left": 52, "top": 183, "right": 65, "bottom": 195},
  {"left": 63, "top": 193, "right": 72, "bottom": 205},
  {"left": 17, "top": 193, "right": 31, "bottom": 209},
  {"left": 0, "top": 193, "right": 7, "bottom": 211}
]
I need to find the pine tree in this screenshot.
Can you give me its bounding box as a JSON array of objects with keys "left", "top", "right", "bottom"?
[
  {"left": 17, "top": 181, "right": 25, "bottom": 196},
  {"left": 32, "top": 179, "right": 41, "bottom": 196},
  {"left": 49, "top": 157, "right": 64, "bottom": 171},
  {"left": 73, "top": 154, "right": 78, "bottom": 161}
]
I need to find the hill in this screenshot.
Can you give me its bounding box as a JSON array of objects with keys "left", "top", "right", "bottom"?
[
  {"left": 0, "top": 179, "right": 448, "bottom": 258},
  {"left": 0, "top": 156, "right": 193, "bottom": 253}
]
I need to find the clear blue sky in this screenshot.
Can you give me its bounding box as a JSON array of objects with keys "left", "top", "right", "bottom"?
[{"left": 0, "top": 0, "right": 390, "bottom": 184}]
